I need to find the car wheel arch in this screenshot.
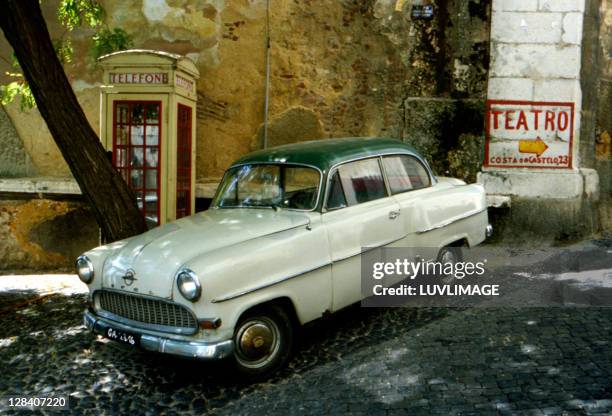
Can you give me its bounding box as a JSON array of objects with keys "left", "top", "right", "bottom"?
[
  {"left": 439, "top": 236, "right": 470, "bottom": 250},
  {"left": 447, "top": 237, "right": 469, "bottom": 248},
  {"left": 235, "top": 296, "right": 301, "bottom": 331}
]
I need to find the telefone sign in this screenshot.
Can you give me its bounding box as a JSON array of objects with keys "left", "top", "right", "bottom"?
[{"left": 485, "top": 100, "right": 574, "bottom": 169}]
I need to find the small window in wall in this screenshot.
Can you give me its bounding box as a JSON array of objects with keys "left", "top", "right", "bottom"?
[
  {"left": 337, "top": 158, "right": 387, "bottom": 205},
  {"left": 176, "top": 104, "right": 192, "bottom": 219},
  {"left": 383, "top": 155, "right": 431, "bottom": 194},
  {"left": 113, "top": 101, "right": 161, "bottom": 228}
]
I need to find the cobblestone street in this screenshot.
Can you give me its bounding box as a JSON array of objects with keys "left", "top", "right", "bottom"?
[{"left": 0, "top": 264, "right": 611, "bottom": 414}]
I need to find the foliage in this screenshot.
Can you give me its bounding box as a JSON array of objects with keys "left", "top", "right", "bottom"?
[
  {"left": 0, "top": 76, "right": 36, "bottom": 111},
  {"left": 91, "top": 28, "right": 133, "bottom": 60},
  {"left": 54, "top": 38, "right": 74, "bottom": 64},
  {"left": 57, "top": 0, "right": 104, "bottom": 30},
  {"left": 1, "top": 0, "right": 133, "bottom": 110}
]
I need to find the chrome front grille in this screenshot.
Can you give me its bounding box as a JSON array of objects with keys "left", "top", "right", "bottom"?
[{"left": 95, "top": 290, "right": 197, "bottom": 333}]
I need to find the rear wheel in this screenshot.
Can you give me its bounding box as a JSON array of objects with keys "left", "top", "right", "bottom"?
[
  {"left": 437, "top": 246, "right": 463, "bottom": 284},
  {"left": 233, "top": 305, "right": 293, "bottom": 377}
]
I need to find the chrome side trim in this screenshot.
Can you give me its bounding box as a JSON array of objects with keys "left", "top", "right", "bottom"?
[
  {"left": 84, "top": 310, "right": 234, "bottom": 360},
  {"left": 331, "top": 234, "right": 408, "bottom": 263},
  {"left": 416, "top": 208, "right": 487, "bottom": 234},
  {"left": 210, "top": 233, "right": 409, "bottom": 303},
  {"left": 211, "top": 262, "right": 332, "bottom": 303}
]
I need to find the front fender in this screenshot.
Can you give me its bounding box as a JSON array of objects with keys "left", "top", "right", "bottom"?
[{"left": 185, "top": 214, "right": 332, "bottom": 334}]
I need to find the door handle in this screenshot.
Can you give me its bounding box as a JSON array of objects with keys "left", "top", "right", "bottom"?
[{"left": 389, "top": 210, "right": 400, "bottom": 220}]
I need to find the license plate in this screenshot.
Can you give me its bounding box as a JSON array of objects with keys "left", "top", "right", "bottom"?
[{"left": 105, "top": 327, "right": 140, "bottom": 347}]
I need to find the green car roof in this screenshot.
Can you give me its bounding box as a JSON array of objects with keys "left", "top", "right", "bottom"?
[{"left": 232, "top": 137, "right": 421, "bottom": 173}]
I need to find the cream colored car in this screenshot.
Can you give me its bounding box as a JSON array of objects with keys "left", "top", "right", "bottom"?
[{"left": 79, "top": 137, "right": 490, "bottom": 375}]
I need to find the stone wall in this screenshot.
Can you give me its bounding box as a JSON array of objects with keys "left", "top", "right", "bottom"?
[
  {"left": 0, "top": 199, "right": 99, "bottom": 271},
  {"left": 0, "top": 107, "right": 36, "bottom": 177},
  {"left": 0, "top": 0, "right": 492, "bottom": 183}
]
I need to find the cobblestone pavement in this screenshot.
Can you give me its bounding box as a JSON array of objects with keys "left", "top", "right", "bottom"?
[{"left": 0, "top": 244, "right": 611, "bottom": 415}]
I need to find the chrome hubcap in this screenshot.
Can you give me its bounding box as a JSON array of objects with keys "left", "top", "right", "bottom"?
[
  {"left": 238, "top": 323, "right": 273, "bottom": 359},
  {"left": 235, "top": 317, "right": 280, "bottom": 368},
  {"left": 439, "top": 249, "right": 459, "bottom": 283},
  {"left": 441, "top": 250, "right": 456, "bottom": 265}
]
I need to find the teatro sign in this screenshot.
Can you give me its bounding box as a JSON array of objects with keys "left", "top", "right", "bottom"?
[{"left": 484, "top": 100, "right": 574, "bottom": 169}]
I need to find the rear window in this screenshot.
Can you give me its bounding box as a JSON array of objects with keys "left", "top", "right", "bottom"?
[
  {"left": 383, "top": 155, "right": 431, "bottom": 194},
  {"left": 336, "top": 158, "right": 387, "bottom": 205}
]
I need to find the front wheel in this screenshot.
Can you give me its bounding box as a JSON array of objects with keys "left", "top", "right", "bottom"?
[{"left": 233, "top": 305, "right": 293, "bottom": 377}]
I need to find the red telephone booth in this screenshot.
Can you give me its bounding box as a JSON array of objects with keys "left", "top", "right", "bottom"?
[{"left": 99, "top": 50, "right": 199, "bottom": 228}]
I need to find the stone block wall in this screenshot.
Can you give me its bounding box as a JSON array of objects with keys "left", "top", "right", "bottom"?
[
  {"left": 0, "top": 199, "right": 99, "bottom": 271},
  {"left": 488, "top": 0, "right": 585, "bottom": 158}
]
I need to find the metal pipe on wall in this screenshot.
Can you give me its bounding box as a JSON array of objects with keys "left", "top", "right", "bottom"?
[{"left": 263, "top": 0, "right": 271, "bottom": 149}]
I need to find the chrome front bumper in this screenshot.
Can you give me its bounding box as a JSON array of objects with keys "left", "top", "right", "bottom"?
[{"left": 83, "top": 310, "right": 234, "bottom": 360}]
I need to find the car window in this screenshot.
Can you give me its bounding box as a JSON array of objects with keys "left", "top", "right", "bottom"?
[
  {"left": 236, "top": 165, "right": 281, "bottom": 201},
  {"left": 283, "top": 167, "right": 320, "bottom": 209},
  {"left": 337, "top": 158, "right": 387, "bottom": 205},
  {"left": 383, "top": 155, "right": 431, "bottom": 194},
  {"left": 213, "top": 164, "right": 320, "bottom": 210},
  {"left": 326, "top": 171, "right": 347, "bottom": 210}
]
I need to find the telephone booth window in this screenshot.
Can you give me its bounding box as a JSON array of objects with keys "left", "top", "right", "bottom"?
[
  {"left": 113, "top": 101, "right": 161, "bottom": 228},
  {"left": 176, "top": 104, "right": 192, "bottom": 219}
]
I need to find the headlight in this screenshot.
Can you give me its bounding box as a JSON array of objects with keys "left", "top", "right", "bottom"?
[
  {"left": 177, "top": 269, "right": 201, "bottom": 301},
  {"left": 76, "top": 255, "right": 94, "bottom": 283}
]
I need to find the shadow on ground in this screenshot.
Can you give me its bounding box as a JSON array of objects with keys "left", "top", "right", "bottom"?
[{"left": 0, "top": 291, "right": 451, "bottom": 413}]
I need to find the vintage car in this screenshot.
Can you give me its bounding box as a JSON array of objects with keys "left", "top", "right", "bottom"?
[{"left": 79, "top": 137, "right": 491, "bottom": 375}]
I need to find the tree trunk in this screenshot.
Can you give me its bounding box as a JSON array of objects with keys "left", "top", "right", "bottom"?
[{"left": 0, "top": 0, "right": 147, "bottom": 242}]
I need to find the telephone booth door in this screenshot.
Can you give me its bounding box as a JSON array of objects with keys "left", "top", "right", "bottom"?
[
  {"left": 176, "top": 104, "right": 192, "bottom": 219},
  {"left": 113, "top": 101, "right": 161, "bottom": 228}
]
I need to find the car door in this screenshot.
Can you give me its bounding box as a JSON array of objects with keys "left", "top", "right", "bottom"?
[
  {"left": 322, "top": 157, "right": 403, "bottom": 311},
  {"left": 382, "top": 154, "right": 436, "bottom": 258}
]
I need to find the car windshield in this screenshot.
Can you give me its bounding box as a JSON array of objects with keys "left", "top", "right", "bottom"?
[{"left": 213, "top": 164, "right": 320, "bottom": 210}]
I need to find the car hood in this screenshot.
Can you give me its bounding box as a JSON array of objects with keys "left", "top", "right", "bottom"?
[{"left": 101, "top": 208, "right": 311, "bottom": 298}]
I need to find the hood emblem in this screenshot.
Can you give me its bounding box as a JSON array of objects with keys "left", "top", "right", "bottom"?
[{"left": 122, "top": 269, "right": 138, "bottom": 286}]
